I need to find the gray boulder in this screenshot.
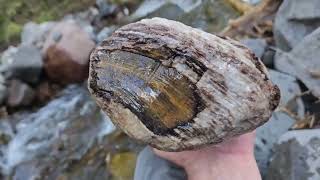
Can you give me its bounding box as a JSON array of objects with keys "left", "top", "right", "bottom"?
[
  {"left": 275, "top": 27, "right": 320, "bottom": 98},
  {"left": 0, "top": 45, "right": 43, "bottom": 84},
  {"left": 274, "top": 0, "right": 320, "bottom": 51},
  {"left": 255, "top": 70, "right": 304, "bottom": 176},
  {"left": 267, "top": 130, "right": 320, "bottom": 180},
  {"left": 0, "top": 85, "right": 117, "bottom": 179}
]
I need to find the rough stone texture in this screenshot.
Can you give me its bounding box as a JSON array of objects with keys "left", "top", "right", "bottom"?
[
  {"left": 89, "top": 18, "right": 280, "bottom": 151},
  {"left": 240, "top": 38, "right": 267, "bottom": 59},
  {"left": 274, "top": 0, "right": 320, "bottom": 51},
  {"left": 275, "top": 27, "right": 320, "bottom": 98},
  {"left": 267, "top": 130, "right": 320, "bottom": 180},
  {"left": 6, "top": 79, "right": 35, "bottom": 107},
  {"left": 43, "top": 20, "right": 95, "bottom": 84},
  {"left": 0, "top": 45, "right": 43, "bottom": 84},
  {"left": 0, "top": 85, "right": 118, "bottom": 179},
  {"left": 255, "top": 69, "right": 304, "bottom": 176}
]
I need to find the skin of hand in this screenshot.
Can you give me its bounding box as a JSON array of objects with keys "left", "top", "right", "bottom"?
[{"left": 153, "top": 132, "right": 261, "bottom": 180}]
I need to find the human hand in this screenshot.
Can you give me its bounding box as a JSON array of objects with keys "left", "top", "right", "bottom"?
[{"left": 153, "top": 132, "right": 261, "bottom": 180}]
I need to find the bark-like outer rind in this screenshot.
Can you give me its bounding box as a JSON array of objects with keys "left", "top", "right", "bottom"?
[{"left": 88, "top": 17, "right": 280, "bottom": 151}]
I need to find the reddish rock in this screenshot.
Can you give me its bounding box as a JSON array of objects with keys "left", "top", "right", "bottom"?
[{"left": 43, "top": 20, "right": 95, "bottom": 84}]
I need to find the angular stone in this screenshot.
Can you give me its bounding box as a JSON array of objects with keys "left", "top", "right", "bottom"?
[
  {"left": 255, "top": 70, "right": 304, "bottom": 176},
  {"left": 1, "top": 85, "right": 120, "bottom": 179},
  {"left": 43, "top": 21, "right": 95, "bottom": 84},
  {"left": 274, "top": 0, "right": 320, "bottom": 51},
  {"left": 241, "top": 38, "right": 267, "bottom": 59},
  {"left": 267, "top": 130, "right": 320, "bottom": 180},
  {"left": 6, "top": 79, "right": 35, "bottom": 108},
  {"left": 275, "top": 27, "right": 320, "bottom": 98},
  {"left": 0, "top": 45, "right": 42, "bottom": 84}
]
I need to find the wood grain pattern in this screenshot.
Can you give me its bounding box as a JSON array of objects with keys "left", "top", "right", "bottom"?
[{"left": 88, "top": 17, "right": 280, "bottom": 151}]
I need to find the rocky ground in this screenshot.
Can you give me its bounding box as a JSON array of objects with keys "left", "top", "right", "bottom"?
[{"left": 0, "top": 0, "right": 319, "bottom": 180}]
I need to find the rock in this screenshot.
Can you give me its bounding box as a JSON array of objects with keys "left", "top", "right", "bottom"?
[
  {"left": 6, "top": 80, "right": 35, "bottom": 108},
  {"left": 240, "top": 38, "right": 267, "bottom": 58},
  {"left": 0, "top": 85, "right": 122, "bottom": 179},
  {"left": 96, "top": 26, "right": 117, "bottom": 43},
  {"left": 108, "top": 152, "right": 137, "bottom": 180},
  {"left": 267, "top": 130, "right": 320, "bottom": 180},
  {"left": 0, "top": 75, "right": 7, "bottom": 105},
  {"left": 255, "top": 69, "right": 304, "bottom": 176},
  {"left": 21, "top": 22, "right": 56, "bottom": 49},
  {"left": 274, "top": 0, "right": 320, "bottom": 51},
  {"left": 96, "top": 0, "right": 118, "bottom": 18},
  {"left": 63, "top": 8, "right": 99, "bottom": 41},
  {"left": 134, "top": 147, "right": 187, "bottom": 180},
  {"left": 0, "top": 119, "right": 14, "bottom": 146},
  {"left": 0, "top": 46, "right": 18, "bottom": 68},
  {"left": 275, "top": 27, "right": 320, "bottom": 98},
  {"left": 43, "top": 21, "right": 95, "bottom": 84},
  {"left": 89, "top": 18, "right": 280, "bottom": 151},
  {"left": 261, "top": 49, "right": 274, "bottom": 67},
  {"left": 127, "top": 0, "right": 240, "bottom": 32},
  {"left": 0, "top": 119, "right": 15, "bottom": 174},
  {"left": 0, "top": 45, "right": 43, "bottom": 84}
]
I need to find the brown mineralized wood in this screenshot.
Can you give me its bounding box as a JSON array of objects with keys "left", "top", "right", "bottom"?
[{"left": 88, "top": 17, "right": 280, "bottom": 151}]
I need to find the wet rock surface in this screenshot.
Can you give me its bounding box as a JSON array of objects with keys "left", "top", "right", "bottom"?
[
  {"left": 267, "top": 130, "right": 320, "bottom": 180},
  {"left": 43, "top": 20, "right": 95, "bottom": 84},
  {"left": 255, "top": 69, "right": 304, "bottom": 176}
]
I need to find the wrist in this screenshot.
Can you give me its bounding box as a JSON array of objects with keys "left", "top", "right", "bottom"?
[{"left": 184, "top": 153, "right": 261, "bottom": 180}]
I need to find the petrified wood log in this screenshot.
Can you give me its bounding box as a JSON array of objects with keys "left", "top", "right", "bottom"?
[{"left": 88, "top": 17, "right": 280, "bottom": 151}]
